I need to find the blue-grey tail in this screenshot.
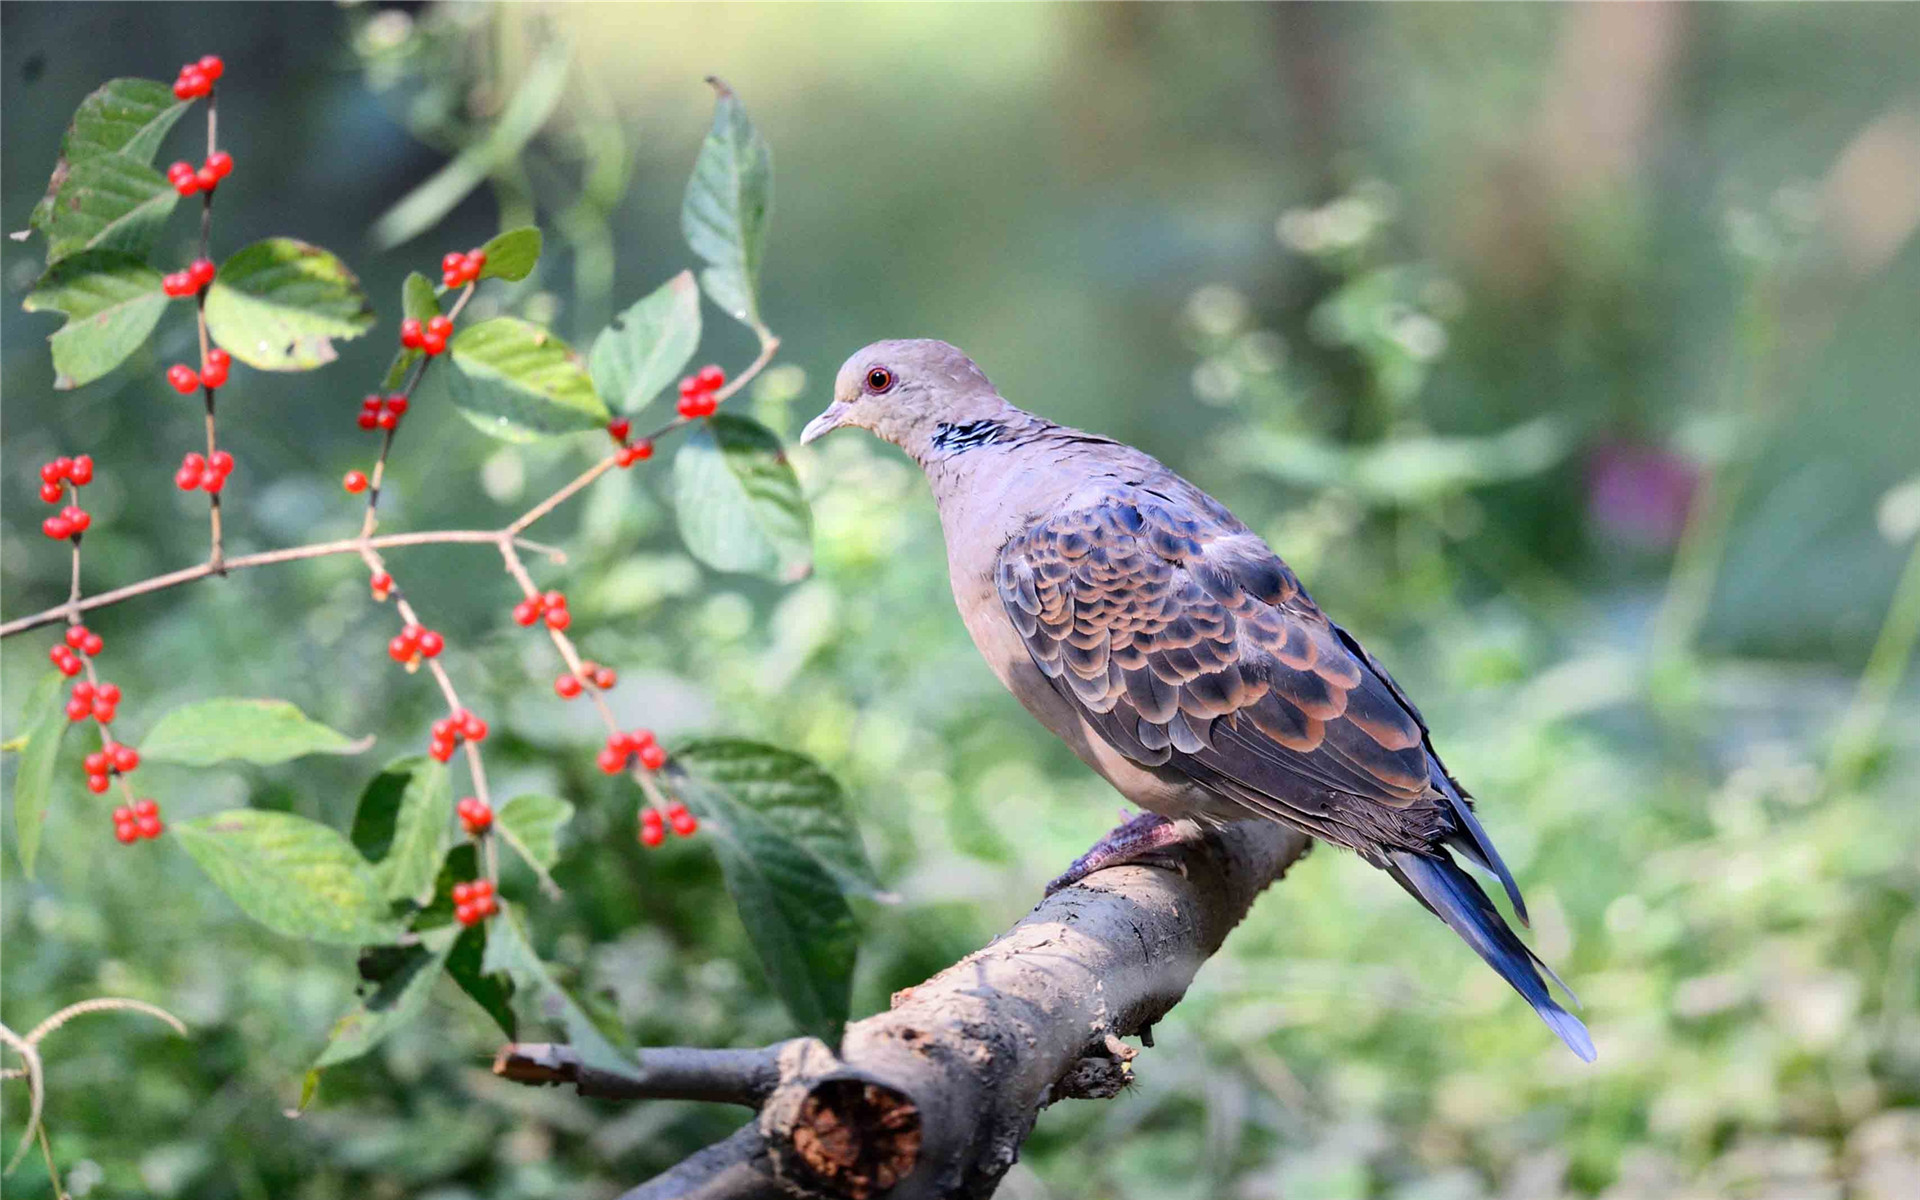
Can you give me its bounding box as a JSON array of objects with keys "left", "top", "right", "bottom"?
[{"left": 1387, "top": 848, "right": 1595, "bottom": 1062}]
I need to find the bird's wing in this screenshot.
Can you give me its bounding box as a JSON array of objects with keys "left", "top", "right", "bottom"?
[{"left": 994, "top": 487, "right": 1464, "bottom": 855}]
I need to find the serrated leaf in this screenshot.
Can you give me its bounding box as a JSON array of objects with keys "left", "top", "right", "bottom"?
[
  {"left": 673, "top": 739, "right": 881, "bottom": 897},
  {"left": 8, "top": 674, "right": 69, "bottom": 878},
  {"left": 671, "top": 768, "right": 857, "bottom": 1039},
  {"left": 204, "top": 238, "right": 375, "bottom": 371},
  {"left": 673, "top": 413, "right": 812, "bottom": 581},
  {"left": 494, "top": 794, "right": 573, "bottom": 872},
  {"left": 140, "top": 698, "right": 366, "bottom": 767},
  {"left": 682, "top": 79, "right": 771, "bottom": 328},
  {"left": 22, "top": 250, "right": 170, "bottom": 389},
  {"left": 482, "top": 906, "right": 629, "bottom": 1071},
  {"left": 41, "top": 152, "right": 178, "bottom": 265},
  {"left": 174, "top": 810, "right": 402, "bottom": 945},
  {"left": 312, "top": 926, "right": 458, "bottom": 1069},
  {"left": 477, "top": 227, "right": 542, "bottom": 282},
  {"left": 350, "top": 757, "right": 453, "bottom": 906},
  {"left": 28, "top": 78, "right": 190, "bottom": 233},
  {"left": 589, "top": 270, "right": 701, "bottom": 414},
  {"left": 445, "top": 919, "right": 516, "bottom": 1039},
  {"left": 445, "top": 317, "right": 609, "bottom": 441}
]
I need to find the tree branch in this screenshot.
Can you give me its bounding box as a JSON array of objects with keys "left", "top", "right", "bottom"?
[{"left": 498, "top": 819, "right": 1312, "bottom": 1200}]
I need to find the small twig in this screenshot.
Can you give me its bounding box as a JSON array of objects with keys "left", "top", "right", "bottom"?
[
  {"left": 494, "top": 1042, "right": 790, "bottom": 1107},
  {"left": 198, "top": 85, "right": 225, "bottom": 573}
]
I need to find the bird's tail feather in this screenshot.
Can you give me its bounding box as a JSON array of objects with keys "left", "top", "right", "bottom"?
[{"left": 1387, "top": 849, "right": 1595, "bottom": 1062}]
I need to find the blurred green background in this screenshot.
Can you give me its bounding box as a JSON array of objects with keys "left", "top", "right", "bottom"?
[{"left": 5, "top": 3, "right": 1919, "bottom": 1198}]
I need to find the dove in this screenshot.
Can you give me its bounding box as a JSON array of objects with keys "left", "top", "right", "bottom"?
[{"left": 801, "top": 338, "right": 1594, "bottom": 1061}]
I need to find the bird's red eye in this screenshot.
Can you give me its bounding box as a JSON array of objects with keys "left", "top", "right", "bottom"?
[{"left": 865, "top": 367, "right": 894, "bottom": 393}]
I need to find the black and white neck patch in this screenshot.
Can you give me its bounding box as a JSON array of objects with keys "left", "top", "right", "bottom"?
[{"left": 929, "top": 419, "right": 1008, "bottom": 457}]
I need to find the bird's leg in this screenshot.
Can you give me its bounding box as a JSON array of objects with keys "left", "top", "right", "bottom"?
[{"left": 1045, "top": 811, "right": 1199, "bottom": 896}]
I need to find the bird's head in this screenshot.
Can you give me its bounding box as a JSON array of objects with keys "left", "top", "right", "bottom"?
[{"left": 800, "top": 339, "right": 1011, "bottom": 461}]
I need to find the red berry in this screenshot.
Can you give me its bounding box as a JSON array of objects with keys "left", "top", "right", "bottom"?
[
  {"left": 618, "top": 439, "right": 655, "bottom": 468},
  {"left": 163, "top": 271, "right": 193, "bottom": 297},
  {"left": 198, "top": 55, "right": 224, "bottom": 80},
  {"left": 69, "top": 455, "right": 94, "bottom": 486},
  {"left": 343, "top": 470, "right": 368, "bottom": 494},
  {"left": 376, "top": 410, "right": 397, "bottom": 430},
  {"left": 420, "top": 332, "right": 446, "bottom": 356},
  {"left": 639, "top": 810, "right": 666, "bottom": 847},
  {"left": 399, "top": 318, "right": 424, "bottom": 348},
  {"left": 541, "top": 590, "right": 566, "bottom": 610},
  {"left": 202, "top": 352, "right": 230, "bottom": 389},
  {"left": 98, "top": 683, "right": 122, "bottom": 705},
  {"left": 388, "top": 634, "right": 415, "bottom": 662},
  {"left": 426, "top": 315, "right": 452, "bottom": 339},
  {"left": 40, "top": 461, "right": 63, "bottom": 484},
  {"left": 429, "top": 737, "right": 455, "bottom": 763},
  {"left": 545, "top": 608, "right": 571, "bottom": 631},
  {"left": 596, "top": 746, "right": 625, "bottom": 774},
  {"left": 136, "top": 813, "right": 163, "bottom": 839},
  {"left": 188, "top": 258, "right": 216, "bottom": 288},
  {"left": 115, "top": 821, "right": 140, "bottom": 844},
  {"left": 442, "top": 252, "right": 466, "bottom": 275},
  {"left": 459, "top": 712, "right": 487, "bottom": 742},
  {"left": 554, "top": 674, "right": 583, "bottom": 699},
  {"left": 61, "top": 505, "right": 90, "bottom": 533},
  {"left": 431, "top": 717, "right": 456, "bottom": 741},
  {"left": 55, "top": 656, "right": 83, "bottom": 678},
  {"left": 133, "top": 798, "right": 158, "bottom": 818},
  {"left": 416, "top": 629, "right": 444, "bottom": 658},
  {"left": 166, "top": 160, "right": 194, "bottom": 182},
  {"left": 511, "top": 601, "right": 539, "bottom": 626},
  {"left": 465, "top": 251, "right": 486, "bottom": 277},
  {"left": 172, "top": 73, "right": 201, "bottom": 101},
  {"left": 195, "top": 164, "right": 220, "bottom": 191},
  {"left": 79, "top": 632, "right": 104, "bottom": 656},
  {"left": 370, "top": 571, "right": 393, "bottom": 599},
  {"left": 201, "top": 471, "right": 226, "bottom": 494},
  {"left": 678, "top": 376, "right": 699, "bottom": 399},
  {"left": 452, "top": 881, "right": 474, "bottom": 905},
  {"left": 168, "top": 364, "right": 199, "bottom": 393},
  {"left": 72, "top": 681, "right": 95, "bottom": 703},
  {"left": 695, "top": 365, "right": 725, "bottom": 391},
  {"left": 112, "top": 745, "right": 139, "bottom": 772},
  {"left": 638, "top": 743, "right": 668, "bottom": 771},
  {"left": 40, "top": 482, "right": 64, "bottom": 503},
  {"left": 87, "top": 773, "right": 111, "bottom": 794},
  {"left": 86, "top": 752, "right": 109, "bottom": 774},
  {"left": 44, "top": 516, "right": 74, "bottom": 540},
  {"left": 206, "top": 150, "right": 233, "bottom": 179},
  {"left": 175, "top": 464, "right": 203, "bottom": 490},
  {"left": 607, "top": 418, "right": 631, "bottom": 442},
  {"left": 592, "top": 665, "right": 617, "bottom": 690},
  {"left": 670, "top": 810, "right": 698, "bottom": 838},
  {"left": 385, "top": 396, "right": 409, "bottom": 417},
  {"left": 93, "top": 699, "right": 118, "bottom": 724},
  {"left": 356, "top": 411, "right": 379, "bottom": 430},
  {"left": 209, "top": 450, "right": 233, "bottom": 474},
  {"left": 65, "top": 626, "right": 88, "bottom": 649},
  {"left": 457, "top": 797, "right": 493, "bottom": 834}
]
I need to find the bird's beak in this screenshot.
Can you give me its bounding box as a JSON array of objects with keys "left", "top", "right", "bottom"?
[{"left": 800, "top": 401, "right": 851, "bottom": 445}]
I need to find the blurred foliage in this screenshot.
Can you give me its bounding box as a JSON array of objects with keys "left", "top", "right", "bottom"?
[{"left": 4, "top": 5, "right": 1919, "bottom": 1200}]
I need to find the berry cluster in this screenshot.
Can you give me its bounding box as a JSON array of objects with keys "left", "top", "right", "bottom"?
[
  {"left": 387, "top": 624, "right": 446, "bottom": 666},
  {"left": 37, "top": 455, "right": 94, "bottom": 502},
  {"left": 607, "top": 419, "right": 656, "bottom": 468},
  {"left": 167, "top": 151, "right": 233, "bottom": 197},
  {"left": 47, "top": 625, "right": 104, "bottom": 677},
  {"left": 174, "top": 450, "right": 234, "bottom": 493},
  {"left": 441, "top": 249, "right": 487, "bottom": 289},
  {"left": 356, "top": 393, "right": 409, "bottom": 431},
  {"left": 451, "top": 879, "right": 499, "bottom": 926},
  {"left": 83, "top": 742, "right": 140, "bottom": 793},
  {"left": 597, "top": 728, "right": 667, "bottom": 774},
  {"left": 399, "top": 314, "right": 454, "bottom": 357},
  {"left": 168, "top": 348, "right": 232, "bottom": 393},
  {"left": 554, "top": 660, "right": 617, "bottom": 699},
  {"left": 171, "top": 54, "right": 223, "bottom": 100},
  {"left": 511, "top": 590, "right": 571, "bottom": 631},
  {"left": 428, "top": 709, "right": 489, "bottom": 763},
  {"left": 162, "top": 258, "right": 217, "bottom": 298},
  {"left": 639, "top": 801, "right": 698, "bottom": 848},
  {"left": 66, "top": 679, "right": 123, "bottom": 724},
  {"left": 456, "top": 796, "right": 493, "bottom": 836},
  {"left": 112, "top": 798, "right": 164, "bottom": 844},
  {"left": 676, "top": 365, "right": 726, "bottom": 419}
]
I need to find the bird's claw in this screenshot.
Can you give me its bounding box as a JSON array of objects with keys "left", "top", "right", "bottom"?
[{"left": 1044, "top": 812, "right": 1194, "bottom": 895}]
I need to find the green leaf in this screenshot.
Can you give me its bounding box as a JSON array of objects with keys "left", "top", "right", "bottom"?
[
  {"left": 27, "top": 78, "right": 190, "bottom": 233},
  {"left": 139, "top": 698, "right": 367, "bottom": 767},
  {"left": 203, "top": 238, "right": 375, "bottom": 371},
  {"left": 40, "top": 152, "right": 178, "bottom": 266},
  {"left": 371, "top": 41, "right": 571, "bottom": 249},
  {"left": 377, "top": 272, "right": 442, "bottom": 392},
  {"left": 495, "top": 794, "right": 573, "bottom": 872},
  {"left": 681, "top": 79, "right": 772, "bottom": 329},
  {"left": 670, "top": 769, "right": 858, "bottom": 1038},
  {"left": 174, "top": 810, "right": 402, "bottom": 945},
  {"left": 446, "top": 920, "right": 516, "bottom": 1039},
  {"left": 445, "top": 317, "right": 610, "bottom": 441},
  {"left": 312, "top": 926, "right": 458, "bottom": 1069},
  {"left": 673, "top": 739, "right": 881, "bottom": 898},
  {"left": 482, "top": 906, "right": 629, "bottom": 1071},
  {"left": 589, "top": 270, "right": 701, "bottom": 413},
  {"left": 477, "top": 227, "right": 542, "bottom": 282},
  {"left": 673, "top": 414, "right": 812, "bottom": 581},
  {"left": 8, "top": 674, "right": 69, "bottom": 878},
  {"left": 22, "top": 250, "right": 170, "bottom": 389},
  {"left": 350, "top": 757, "right": 453, "bottom": 906}
]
